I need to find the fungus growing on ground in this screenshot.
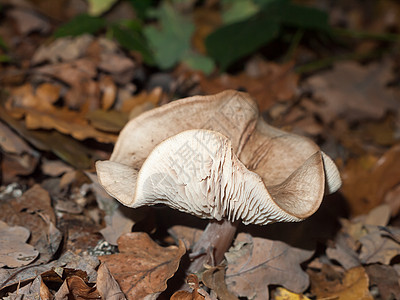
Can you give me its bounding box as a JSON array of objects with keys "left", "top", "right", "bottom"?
[{"left": 96, "top": 90, "right": 341, "bottom": 273}]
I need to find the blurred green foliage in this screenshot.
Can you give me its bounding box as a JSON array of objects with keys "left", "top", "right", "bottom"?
[{"left": 53, "top": 0, "right": 331, "bottom": 73}]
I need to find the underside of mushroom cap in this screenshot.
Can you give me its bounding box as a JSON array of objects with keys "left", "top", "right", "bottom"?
[
  {"left": 108, "top": 90, "right": 340, "bottom": 196},
  {"left": 96, "top": 129, "right": 331, "bottom": 225}
]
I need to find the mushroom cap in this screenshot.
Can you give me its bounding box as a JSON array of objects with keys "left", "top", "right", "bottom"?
[
  {"left": 109, "top": 90, "right": 258, "bottom": 169},
  {"left": 96, "top": 90, "right": 341, "bottom": 225},
  {"left": 97, "top": 130, "right": 328, "bottom": 225}
]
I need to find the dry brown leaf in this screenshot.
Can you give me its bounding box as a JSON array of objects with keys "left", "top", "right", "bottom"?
[
  {"left": 0, "top": 121, "right": 37, "bottom": 155},
  {"left": 168, "top": 225, "right": 204, "bottom": 250},
  {"left": 36, "top": 82, "right": 61, "bottom": 105},
  {"left": 202, "top": 266, "right": 238, "bottom": 300},
  {"left": 365, "top": 264, "right": 400, "bottom": 300},
  {"left": 0, "top": 185, "right": 62, "bottom": 265},
  {"left": 9, "top": 83, "right": 54, "bottom": 111},
  {"left": 341, "top": 144, "right": 400, "bottom": 215},
  {"left": 41, "top": 158, "right": 74, "bottom": 177},
  {"left": 8, "top": 8, "right": 51, "bottom": 35},
  {"left": 309, "top": 266, "right": 373, "bottom": 300},
  {"left": 5, "top": 275, "right": 49, "bottom": 300},
  {"left": 170, "top": 275, "right": 207, "bottom": 300},
  {"left": 6, "top": 81, "right": 116, "bottom": 143},
  {"left": 326, "top": 233, "right": 361, "bottom": 270},
  {"left": 120, "top": 87, "right": 163, "bottom": 114},
  {"left": 200, "top": 59, "right": 298, "bottom": 111},
  {"left": 384, "top": 184, "right": 400, "bottom": 217},
  {"left": 100, "top": 75, "right": 117, "bottom": 110},
  {"left": 0, "top": 114, "right": 38, "bottom": 183},
  {"left": 273, "top": 287, "right": 311, "bottom": 300},
  {"left": 305, "top": 60, "right": 400, "bottom": 123},
  {"left": 98, "top": 52, "right": 136, "bottom": 75},
  {"left": 96, "top": 263, "right": 126, "bottom": 300},
  {"left": 0, "top": 250, "right": 99, "bottom": 290},
  {"left": 0, "top": 221, "right": 38, "bottom": 268},
  {"left": 54, "top": 276, "right": 100, "bottom": 300},
  {"left": 35, "top": 58, "right": 97, "bottom": 87},
  {"left": 23, "top": 107, "right": 117, "bottom": 143},
  {"left": 359, "top": 225, "right": 400, "bottom": 264},
  {"left": 86, "top": 109, "right": 129, "bottom": 133},
  {"left": 99, "top": 232, "right": 186, "bottom": 300},
  {"left": 225, "top": 233, "right": 313, "bottom": 300},
  {"left": 99, "top": 207, "right": 135, "bottom": 246},
  {"left": 32, "top": 35, "right": 94, "bottom": 65}
]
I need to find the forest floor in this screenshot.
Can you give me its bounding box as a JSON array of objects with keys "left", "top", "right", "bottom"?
[{"left": 1, "top": 0, "right": 400, "bottom": 299}]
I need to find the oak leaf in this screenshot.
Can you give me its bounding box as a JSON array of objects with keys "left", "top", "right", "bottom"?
[
  {"left": 99, "top": 232, "right": 185, "bottom": 300},
  {"left": 0, "top": 221, "right": 38, "bottom": 268},
  {"left": 225, "top": 233, "right": 313, "bottom": 300},
  {"left": 305, "top": 60, "right": 399, "bottom": 122}
]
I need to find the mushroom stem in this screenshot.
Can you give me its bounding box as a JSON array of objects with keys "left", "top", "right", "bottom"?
[{"left": 188, "top": 219, "right": 239, "bottom": 274}]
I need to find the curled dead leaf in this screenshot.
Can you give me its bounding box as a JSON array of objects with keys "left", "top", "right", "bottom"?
[{"left": 99, "top": 232, "right": 186, "bottom": 300}]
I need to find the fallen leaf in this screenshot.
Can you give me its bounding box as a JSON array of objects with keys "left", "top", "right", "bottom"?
[
  {"left": 0, "top": 251, "right": 99, "bottom": 290},
  {"left": 365, "top": 264, "right": 400, "bottom": 300},
  {"left": 5, "top": 275, "right": 49, "bottom": 300},
  {"left": 0, "top": 105, "right": 93, "bottom": 169},
  {"left": 0, "top": 121, "right": 37, "bottom": 155},
  {"left": 309, "top": 266, "right": 373, "bottom": 300},
  {"left": 41, "top": 158, "right": 74, "bottom": 177},
  {"left": 202, "top": 266, "right": 238, "bottom": 300},
  {"left": 96, "top": 263, "right": 126, "bottom": 300},
  {"left": 0, "top": 184, "right": 62, "bottom": 265},
  {"left": 86, "top": 109, "right": 129, "bottom": 133},
  {"left": 54, "top": 276, "right": 100, "bottom": 300},
  {"left": 99, "top": 232, "right": 186, "bottom": 299},
  {"left": 23, "top": 106, "right": 117, "bottom": 143},
  {"left": 341, "top": 144, "right": 400, "bottom": 215},
  {"left": 168, "top": 225, "right": 204, "bottom": 250},
  {"left": 120, "top": 87, "right": 163, "bottom": 114},
  {"left": 305, "top": 60, "right": 400, "bottom": 122},
  {"left": 359, "top": 225, "right": 400, "bottom": 264},
  {"left": 8, "top": 8, "right": 51, "bottom": 35},
  {"left": 100, "top": 75, "right": 117, "bottom": 110},
  {"left": 35, "top": 82, "right": 61, "bottom": 105},
  {"left": 170, "top": 274, "right": 206, "bottom": 300},
  {"left": 0, "top": 221, "right": 38, "bottom": 268},
  {"left": 99, "top": 207, "right": 135, "bottom": 246},
  {"left": 225, "top": 233, "right": 313, "bottom": 300},
  {"left": 384, "top": 184, "right": 400, "bottom": 217},
  {"left": 326, "top": 233, "right": 361, "bottom": 270},
  {"left": 200, "top": 59, "right": 298, "bottom": 111},
  {"left": 273, "top": 287, "right": 311, "bottom": 300},
  {"left": 32, "top": 35, "right": 94, "bottom": 65}
]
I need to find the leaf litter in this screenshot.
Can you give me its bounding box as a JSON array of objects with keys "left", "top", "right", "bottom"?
[{"left": 0, "top": 0, "right": 400, "bottom": 299}]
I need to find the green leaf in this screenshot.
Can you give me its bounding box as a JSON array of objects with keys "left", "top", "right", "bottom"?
[
  {"left": 182, "top": 52, "right": 215, "bottom": 74},
  {"left": 222, "top": 0, "right": 260, "bottom": 24},
  {"left": 206, "top": 13, "right": 280, "bottom": 70},
  {"left": 281, "top": 3, "right": 330, "bottom": 32},
  {"left": 87, "top": 0, "right": 118, "bottom": 16},
  {"left": 127, "top": 0, "right": 152, "bottom": 20},
  {"left": 143, "top": 2, "right": 194, "bottom": 69},
  {"left": 111, "top": 25, "right": 154, "bottom": 65},
  {"left": 54, "top": 14, "right": 106, "bottom": 38}
]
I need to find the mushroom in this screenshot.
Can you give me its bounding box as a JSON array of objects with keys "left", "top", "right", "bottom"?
[{"left": 96, "top": 90, "right": 341, "bottom": 273}]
